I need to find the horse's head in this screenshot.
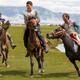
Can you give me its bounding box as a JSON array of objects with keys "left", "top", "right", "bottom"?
[
  {"left": 27, "top": 16, "right": 36, "bottom": 29},
  {"left": 2, "top": 20, "right": 10, "bottom": 30},
  {"left": 47, "top": 27, "right": 66, "bottom": 39}
]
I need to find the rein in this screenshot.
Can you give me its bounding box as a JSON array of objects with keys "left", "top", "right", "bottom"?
[{"left": 54, "top": 29, "right": 66, "bottom": 38}]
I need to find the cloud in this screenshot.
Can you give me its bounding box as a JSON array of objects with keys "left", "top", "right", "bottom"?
[
  {"left": 0, "top": 0, "right": 39, "bottom": 6},
  {"left": 0, "top": 0, "right": 80, "bottom": 14},
  {"left": 37, "top": 0, "right": 80, "bottom": 14}
]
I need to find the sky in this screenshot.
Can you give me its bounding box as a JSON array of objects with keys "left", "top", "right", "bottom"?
[{"left": 0, "top": 0, "right": 80, "bottom": 14}]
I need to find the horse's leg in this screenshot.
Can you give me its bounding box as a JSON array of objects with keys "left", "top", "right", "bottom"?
[
  {"left": 71, "top": 60, "right": 80, "bottom": 76},
  {"left": 34, "top": 48, "right": 43, "bottom": 74},
  {"left": 1, "top": 48, "right": 8, "bottom": 67},
  {"left": 1, "top": 47, "right": 4, "bottom": 64},
  {"left": 30, "top": 53, "right": 34, "bottom": 76},
  {"left": 5, "top": 48, "right": 10, "bottom": 68},
  {"left": 34, "top": 51, "right": 42, "bottom": 74},
  {"left": 2, "top": 50, "right": 6, "bottom": 66},
  {"left": 41, "top": 49, "right": 44, "bottom": 73},
  {"left": 1, "top": 50, "right": 4, "bottom": 64}
]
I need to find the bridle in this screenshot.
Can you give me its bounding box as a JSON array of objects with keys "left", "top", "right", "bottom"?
[{"left": 54, "top": 28, "right": 66, "bottom": 38}]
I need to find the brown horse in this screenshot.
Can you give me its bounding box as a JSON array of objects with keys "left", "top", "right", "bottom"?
[
  {"left": 47, "top": 27, "right": 80, "bottom": 77},
  {"left": 26, "top": 20, "right": 45, "bottom": 76},
  {"left": 0, "top": 26, "right": 9, "bottom": 67}
]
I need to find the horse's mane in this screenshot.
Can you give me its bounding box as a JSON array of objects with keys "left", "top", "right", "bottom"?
[{"left": 27, "top": 22, "right": 41, "bottom": 51}]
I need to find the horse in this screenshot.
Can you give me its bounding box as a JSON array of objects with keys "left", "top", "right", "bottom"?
[
  {"left": 26, "top": 18, "right": 45, "bottom": 76},
  {"left": 0, "top": 26, "right": 9, "bottom": 67},
  {"left": 47, "top": 27, "right": 80, "bottom": 77}
]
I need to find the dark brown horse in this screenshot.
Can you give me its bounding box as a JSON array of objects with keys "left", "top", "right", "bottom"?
[
  {"left": 47, "top": 27, "right": 80, "bottom": 77},
  {"left": 26, "top": 20, "right": 45, "bottom": 76},
  {"left": 0, "top": 26, "right": 9, "bottom": 67}
]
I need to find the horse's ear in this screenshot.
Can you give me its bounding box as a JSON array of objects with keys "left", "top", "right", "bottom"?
[
  {"left": 55, "top": 28, "right": 58, "bottom": 31},
  {"left": 60, "top": 27, "right": 63, "bottom": 30},
  {"left": 55, "top": 27, "right": 60, "bottom": 31}
]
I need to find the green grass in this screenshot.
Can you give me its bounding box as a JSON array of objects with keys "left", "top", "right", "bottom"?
[{"left": 0, "top": 25, "right": 80, "bottom": 80}]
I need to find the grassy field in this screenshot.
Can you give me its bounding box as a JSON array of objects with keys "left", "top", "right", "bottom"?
[{"left": 0, "top": 25, "right": 80, "bottom": 80}]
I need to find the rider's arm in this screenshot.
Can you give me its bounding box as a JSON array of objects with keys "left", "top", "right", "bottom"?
[
  {"left": 73, "top": 22, "right": 80, "bottom": 34},
  {"left": 23, "top": 14, "right": 29, "bottom": 29},
  {"left": 35, "top": 11, "right": 40, "bottom": 24},
  {"left": 24, "top": 15, "right": 27, "bottom": 25},
  {"left": 0, "top": 18, "right": 5, "bottom": 22},
  {"left": 73, "top": 22, "right": 80, "bottom": 29},
  {"left": 59, "top": 24, "right": 64, "bottom": 29}
]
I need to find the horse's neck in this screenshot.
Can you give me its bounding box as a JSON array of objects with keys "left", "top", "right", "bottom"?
[
  {"left": 61, "top": 34, "right": 74, "bottom": 51},
  {"left": 28, "top": 29, "right": 40, "bottom": 50},
  {"left": 1, "top": 31, "right": 7, "bottom": 44},
  {"left": 29, "top": 29, "right": 37, "bottom": 44},
  {"left": 27, "top": 22, "right": 34, "bottom": 29},
  {"left": 29, "top": 29, "right": 34, "bottom": 39}
]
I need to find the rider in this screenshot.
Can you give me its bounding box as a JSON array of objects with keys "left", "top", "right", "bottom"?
[
  {"left": 0, "top": 13, "right": 5, "bottom": 26},
  {"left": 60, "top": 13, "right": 80, "bottom": 45},
  {"left": 0, "top": 13, "right": 16, "bottom": 49},
  {"left": 23, "top": 1, "right": 48, "bottom": 57}
]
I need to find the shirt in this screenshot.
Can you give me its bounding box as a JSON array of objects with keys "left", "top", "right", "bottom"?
[
  {"left": 23, "top": 10, "right": 40, "bottom": 26},
  {"left": 62, "top": 21, "right": 76, "bottom": 35}
]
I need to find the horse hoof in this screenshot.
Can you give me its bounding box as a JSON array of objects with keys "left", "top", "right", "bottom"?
[
  {"left": 0, "top": 74, "right": 2, "bottom": 77},
  {"left": 30, "top": 75, "right": 34, "bottom": 78},
  {"left": 38, "top": 70, "right": 42, "bottom": 75},
  {"left": 38, "top": 69, "right": 44, "bottom": 74},
  {"left": 2, "top": 63, "right": 5, "bottom": 66},
  {"left": 41, "top": 69, "right": 44, "bottom": 73},
  {"left": 6, "top": 65, "right": 10, "bottom": 68},
  {"left": 78, "top": 75, "right": 80, "bottom": 77}
]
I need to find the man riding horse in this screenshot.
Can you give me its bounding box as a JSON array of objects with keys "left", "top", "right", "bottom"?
[
  {"left": 60, "top": 13, "right": 80, "bottom": 46},
  {"left": 23, "top": 1, "right": 48, "bottom": 57},
  {"left": 0, "top": 13, "right": 16, "bottom": 49}
]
